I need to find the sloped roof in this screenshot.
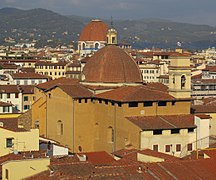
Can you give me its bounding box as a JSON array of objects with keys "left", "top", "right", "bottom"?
[
  {"left": 36, "top": 77, "right": 79, "bottom": 91},
  {"left": 96, "top": 85, "right": 175, "bottom": 102},
  {"left": 126, "top": 114, "right": 196, "bottom": 130},
  {"left": 12, "top": 72, "right": 49, "bottom": 79},
  {"left": 57, "top": 84, "right": 93, "bottom": 98}
]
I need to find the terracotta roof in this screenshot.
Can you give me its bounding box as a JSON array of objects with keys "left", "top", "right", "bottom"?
[
  {"left": 57, "top": 84, "right": 93, "bottom": 98},
  {"left": 195, "top": 114, "right": 211, "bottom": 119},
  {"left": 204, "top": 65, "right": 216, "bottom": 72},
  {"left": 78, "top": 151, "right": 116, "bottom": 165},
  {"left": 192, "top": 79, "right": 216, "bottom": 84},
  {"left": 192, "top": 105, "right": 216, "bottom": 113},
  {"left": 126, "top": 114, "right": 196, "bottom": 130},
  {"left": 19, "top": 85, "right": 34, "bottom": 94},
  {"left": 191, "top": 73, "right": 202, "bottom": 79},
  {"left": 0, "top": 85, "right": 20, "bottom": 93},
  {"left": 138, "top": 149, "right": 180, "bottom": 162},
  {"left": 112, "top": 148, "right": 138, "bottom": 158},
  {"left": 67, "top": 61, "right": 81, "bottom": 67},
  {"left": 0, "top": 118, "right": 27, "bottom": 132},
  {"left": 27, "top": 152, "right": 216, "bottom": 179},
  {"left": 0, "top": 101, "right": 12, "bottom": 107},
  {"left": 79, "top": 19, "right": 109, "bottom": 41},
  {"left": 202, "top": 97, "right": 216, "bottom": 106},
  {"left": 19, "top": 67, "right": 35, "bottom": 73},
  {"left": 36, "top": 77, "right": 79, "bottom": 91},
  {"left": 96, "top": 85, "right": 175, "bottom": 102},
  {"left": 145, "top": 82, "right": 168, "bottom": 92},
  {"left": 83, "top": 45, "right": 143, "bottom": 83},
  {"left": 12, "top": 72, "right": 49, "bottom": 79},
  {"left": 0, "top": 62, "right": 19, "bottom": 69}
]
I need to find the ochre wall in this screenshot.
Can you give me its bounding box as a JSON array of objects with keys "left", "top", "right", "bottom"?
[{"left": 2, "top": 158, "right": 50, "bottom": 180}]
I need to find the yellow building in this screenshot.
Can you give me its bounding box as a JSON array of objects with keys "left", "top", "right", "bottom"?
[
  {"left": 1, "top": 152, "right": 49, "bottom": 180},
  {"left": 35, "top": 61, "right": 68, "bottom": 79},
  {"left": 30, "top": 45, "right": 202, "bottom": 156},
  {"left": 0, "top": 118, "right": 39, "bottom": 157}
]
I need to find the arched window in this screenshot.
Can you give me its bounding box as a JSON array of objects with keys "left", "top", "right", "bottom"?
[
  {"left": 57, "top": 120, "right": 63, "bottom": 135},
  {"left": 107, "top": 126, "right": 114, "bottom": 143},
  {"left": 181, "top": 75, "right": 186, "bottom": 89},
  {"left": 95, "top": 43, "right": 99, "bottom": 50}
]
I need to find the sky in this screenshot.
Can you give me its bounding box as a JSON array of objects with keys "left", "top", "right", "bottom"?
[{"left": 1, "top": 0, "right": 216, "bottom": 26}]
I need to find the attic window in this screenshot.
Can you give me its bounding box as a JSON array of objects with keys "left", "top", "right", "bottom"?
[
  {"left": 128, "top": 102, "right": 138, "bottom": 107},
  {"left": 188, "top": 128, "right": 194, "bottom": 133},
  {"left": 171, "top": 129, "right": 180, "bottom": 134},
  {"left": 144, "top": 102, "right": 153, "bottom": 107},
  {"left": 158, "top": 101, "right": 167, "bottom": 106},
  {"left": 153, "top": 129, "right": 162, "bottom": 135}
]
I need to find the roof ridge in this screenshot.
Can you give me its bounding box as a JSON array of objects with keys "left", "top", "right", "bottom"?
[{"left": 158, "top": 116, "right": 177, "bottom": 128}]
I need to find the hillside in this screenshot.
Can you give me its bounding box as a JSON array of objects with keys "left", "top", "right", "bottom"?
[{"left": 1, "top": 8, "right": 216, "bottom": 49}]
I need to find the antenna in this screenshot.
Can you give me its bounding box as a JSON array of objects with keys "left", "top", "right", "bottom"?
[{"left": 110, "top": 16, "right": 113, "bottom": 28}]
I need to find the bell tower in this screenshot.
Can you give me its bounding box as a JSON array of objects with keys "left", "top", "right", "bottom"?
[
  {"left": 107, "top": 17, "right": 117, "bottom": 45},
  {"left": 168, "top": 55, "right": 191, "bottom": 99}
]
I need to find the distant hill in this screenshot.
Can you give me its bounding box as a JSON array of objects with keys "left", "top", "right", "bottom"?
[{"left": 1, "top": 7, "right": 216, "bottom": 49}]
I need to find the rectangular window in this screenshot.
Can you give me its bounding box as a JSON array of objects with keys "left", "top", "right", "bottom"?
[
  {"left": 0, "top": 93, "right": 2, "bottom": 99},
  {"left": 171, "top": 129, "right": 180, "bottom": 134},
  {"left": 17, "top": 80, "right": 20, "bottom": 85},
  {"left": 176, "top": 144, "right": 181, "bottom": 152},
  {"left": 118, "top": 102, "right": 122, "bottom": 107},
  {"left": 158, "top": 101, "right": 167, "bottom": 106},
  {"left": 31, "top": 80, "right": 35, "bottom": 85},
  {"left": 99, "top": 99, "right": 102, "bottom": 103},
  {"left": 15, "top": 93, "right": 19, "bottom": 98},
  {"left": 24, "top": 96, "right": 28, "bottom": 101},
  {"left": 6, "top": 138, "right": 13, "bottom": 148},
  {"left": 188, "top": 128, "right": 194, "bottom": 133},
  {"left": 165, "top": 145, "right": 171, "bottom": 152},
  {"left": 144, "top": 102, "right": 153, "bottom": 107},
  {"left": 105, "top": 100, "right": 108, "bottom": 105},
  {"left": 24, "top": 80, "right": 28, "bottom": 85},
  {"left": 187, "top": 143, "right": 192, "bottom": 151},
  {"left": 24, "top": 105, "right": 30, "bottom": 110},
  {"left": 153, "top": 129, "right": 162, "bottom": 135},
  {"left": 84, "top": 99, "right": 88, "bottom": 103},
  {"left": 153, "top": 144, "right": 158, "bottom": 151},
  {"left": 172, "top": 101, "right": 176, "bottom": 106},
  {"left": 7, "top": 93, "right": 10, "bottom": 98},
  {"left": 3, "top": 106, "right": 9, "bottom": 112},
  {"left": 128, "top": 102, "right": 138, "bottom": 107},
  {"left": 78, "top": 99, "right": 82, "bottom": 103},
  {"left": 5, "top": 169, "right": 8, "bottom": 179}
]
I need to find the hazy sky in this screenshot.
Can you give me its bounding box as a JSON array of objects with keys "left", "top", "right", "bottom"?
[{"left": 1, "top": 0, "right": 216, "bottom": 26}]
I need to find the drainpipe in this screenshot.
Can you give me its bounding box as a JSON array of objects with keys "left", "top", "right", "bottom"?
[
  {"left": 113, "top": 102, "right": 117, "bottom": 152},
  {"left": 72, "top": 99, "right": 75, "bottom": 153},
  {"left": 45, "top": 93, "right": 48, "bottom": 138}
]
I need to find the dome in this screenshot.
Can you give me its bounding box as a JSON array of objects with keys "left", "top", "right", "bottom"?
[
  {"left": 79, "top": 19, "right": 109, "bottom": 41},
  {"left": 82, "top": 45, "right": 143, "bottom": 83}
]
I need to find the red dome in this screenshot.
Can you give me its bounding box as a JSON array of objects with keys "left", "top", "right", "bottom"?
[
  {"left": 79, "top": 19, "right": 109, "bottom": 41},
  {"left": 83, "top": 45, "right": 143, "bottom": 83}
]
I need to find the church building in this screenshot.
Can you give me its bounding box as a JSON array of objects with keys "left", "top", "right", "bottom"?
[
  {"left": 78, "top": 19, "right": 117, "bottom": 57},
  {"left": 31, "top": 44, "right": 210, "bottom": 157}
]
